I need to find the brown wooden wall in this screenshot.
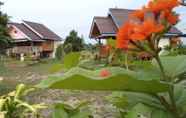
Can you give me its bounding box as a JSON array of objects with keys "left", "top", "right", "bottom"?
[{"left": 42, "top": 40, "right": 54, "bottom": 51}]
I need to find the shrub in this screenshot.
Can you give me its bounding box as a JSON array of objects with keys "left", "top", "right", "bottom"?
[{"left": 55, "top": 44, "right": 65, "bottom": 60}]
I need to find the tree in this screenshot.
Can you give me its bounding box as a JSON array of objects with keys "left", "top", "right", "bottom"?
[
  {"left": 63, "top": 30, "right": 85, "bottom": 53},
  {"left": 0, "top": 2, "right": 11, "bottom": 56}
]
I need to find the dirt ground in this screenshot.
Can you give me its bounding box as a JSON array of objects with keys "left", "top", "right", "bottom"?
[{"left": 0, "top": 59, "right": 120, "bottom": 118}]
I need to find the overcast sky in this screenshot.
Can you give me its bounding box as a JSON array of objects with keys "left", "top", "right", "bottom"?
[{"left": 1, "top": 0, "right": 186, "bottom": 43}]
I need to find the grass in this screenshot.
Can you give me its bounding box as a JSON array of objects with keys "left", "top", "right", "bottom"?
[
  {"left": 0, "top": 58, "right": 64, "bottom": 94},
  {"left": 0, "top": 58, "right": 63, "bottom": 77}
]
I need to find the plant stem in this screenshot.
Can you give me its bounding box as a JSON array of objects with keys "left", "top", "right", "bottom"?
[
  {"left": 125, "top": 52, "right": 129, "bottom": 70},
  {"left": 168, "top": 85, "right": 180, "bottom": 118},
  {"left": 154, "top": 54, "right": 180, "bottom": 118},
  {"left": 154, "top": 55, "right": 166, "bottom": 81}
]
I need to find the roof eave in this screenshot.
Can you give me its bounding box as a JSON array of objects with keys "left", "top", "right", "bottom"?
[{"left": 164, "top": 33, "right": 184, "bottom": 37}]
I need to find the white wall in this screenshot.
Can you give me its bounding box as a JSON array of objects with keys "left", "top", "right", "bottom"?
[
  {"left": 159, "top": 38, "right": 170, "bottom": 49},
  {"left": 52, "top": 40, "right": 64, "bottom": 58},
  {"left": 159, "top": 38, "right": 170, "bottom": 55}
]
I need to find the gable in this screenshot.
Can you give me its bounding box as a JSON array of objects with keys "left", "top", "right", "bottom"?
[
  {"left": 89, "top": 17, "right": 117, "bottom": 39},
  {"left": 8, "top": 24, "right": 28, "bottom": 40}
]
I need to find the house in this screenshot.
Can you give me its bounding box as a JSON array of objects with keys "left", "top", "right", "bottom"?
[
  {"left": 89, "top": 8, "right": 185, "bottom": 50},
  {"left": 8, "top": 21, "right": 62, "bottom": 59}
]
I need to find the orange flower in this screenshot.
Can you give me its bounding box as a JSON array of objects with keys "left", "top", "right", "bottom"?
[
  {"left": 167, "top": 14, "right": 179, "bottom": 25},
  {"left": 147, "top": 0, "right": 179, "bottom": 14},
  {"left": 130, "top": 33, "right": 146, "bottom": 41},
  {"left": 130, "top": 8, "right": 146, "bottom": 20},
  {"left": 116, "top": 22, "right": 134, "bottom": 49},
  {"left": 100, "top": 69, "right": 111, "bottom": 77},
  {"left": 130, "top": 19, "right": 164, "bottom": 40},
  {"left": 147, "top": 1, "right": 165, "bottom": 14},
  {"left": 166, "top": 0, "right": 180, "bottom": 9},
  {"left": 160, "top": 10, "right": 179, "bottom": 25}
]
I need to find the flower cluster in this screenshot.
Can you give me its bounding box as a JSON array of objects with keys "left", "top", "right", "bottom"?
[{"left": 117, "top": 0, "right": 180, "bottom": 50}]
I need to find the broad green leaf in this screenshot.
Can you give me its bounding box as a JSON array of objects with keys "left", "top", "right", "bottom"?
[
  {"left": 52, "top": 102, "right": 91, "bottom": 118},
  {"left": 152, "top": 55, "right": 186, "bottom": 79},
  {"left": 78, "top": 59, "right": 106, "bottom": 70},
  {"left": 151, "top": 109, "right": 173, "bottom": 118},
  {"left": 37, "top": 67, "right": 170, "bottom": 94},
  {"left": 132, "top": 61, "right": 162, "bottom": 81},
  {"left": 63, "top": 52, "right": 80, "bottom": 69},
  {"left": 52, "top": 103, "right": 69, "bottom": 118},
  {"left": 174, "top": 83, "right": 186, "bottom": 116},
  {"left": 106, "top": 92, "right": 129, "bottom": 109},
  {"left": 126, "top": 103, "right": 152, "bottom": 118},
  {"left": 109, "top": 92, "right": 164, "bottom": 110},
  {"left": 126, "top": 104, "right": 172, "bottom": 118},
  {"left": 70, "top": 112, "right": 91, "bottom": 118}
]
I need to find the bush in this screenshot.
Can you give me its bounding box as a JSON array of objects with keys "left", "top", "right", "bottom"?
[{"left": 55, "top": 44, "right": 65, "bottom": 60}]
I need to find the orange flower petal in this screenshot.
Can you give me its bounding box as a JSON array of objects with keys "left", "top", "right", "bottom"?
[
  {"left": 167, "top": 14, "right": 179, "bottom": 25},
  {"left": 130, "top": 9, "right": 145, "bottom": 20},
  {"left": 130, "top": 33, "right": 146, "bottom": 41},
  {"left": 116, "top": 22, "right": 134, "bottom": 49}
]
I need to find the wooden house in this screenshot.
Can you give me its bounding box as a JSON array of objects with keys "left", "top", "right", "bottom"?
[{"left": 8, "top": 21, "right": 62, "bottom": 59}]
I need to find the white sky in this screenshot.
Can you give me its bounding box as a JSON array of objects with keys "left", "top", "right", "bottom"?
[{"left": 1, "top": 0, "right": 186, "bottom": 43}]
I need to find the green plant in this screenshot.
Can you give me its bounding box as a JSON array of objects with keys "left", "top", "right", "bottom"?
[
  {"left": 52, "top": 101, "right": 93, "bottom": 118},
  {"left": 63, "top": 30, "right": 85, "bottom": 53},
  {"left": 0, "top": 84, "right": 46, "bottom": 118},
  {"left": 55, "top": 44, "right": 65, "bottom": 60},
  {"left": 0, "top": 2, "right": 12, "bottom": 58},
  {"left": 37, "top": 0, "right": 186, "bottom": 118}
]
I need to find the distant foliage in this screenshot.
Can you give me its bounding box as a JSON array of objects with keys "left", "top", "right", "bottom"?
[
  {"left": 63, "top": 30, "right": 85, "bottom": 53},
  {"left": 0, "top": 3, "right": 11, "bottom": 55},
  {"left": 55, "top": 44, "right": 65, "bottom": 60}
]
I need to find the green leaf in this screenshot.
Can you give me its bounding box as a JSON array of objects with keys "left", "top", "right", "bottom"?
[
  {"left": 152, "top": 55, "right": 186, "bottom": 79},
  {"left": 110, "top": 92, "right": 164, "bottom": 110},
  {"left": 126, "top": 103, "right": 152, "bottom": 118},
  {"left": 174, "top": 83, "right": 186, "bottom": 115},
  {"left": 37, "top": 67, "right": 169, "bottom": 94},
  {"left": 106, "top": 92, "right": 129, "bottom": 109},
  {"left": 151, "top": 109, "right": 173, "bottom": 118},
  {"left": 52, "top": 103, "right": 69, "bottom": 118},
  {"left": 52, "top": 102, "right": 91, "bottom": 118},
  {"left": 63, "top": 52, "right": 80, "bottom": 69}
]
